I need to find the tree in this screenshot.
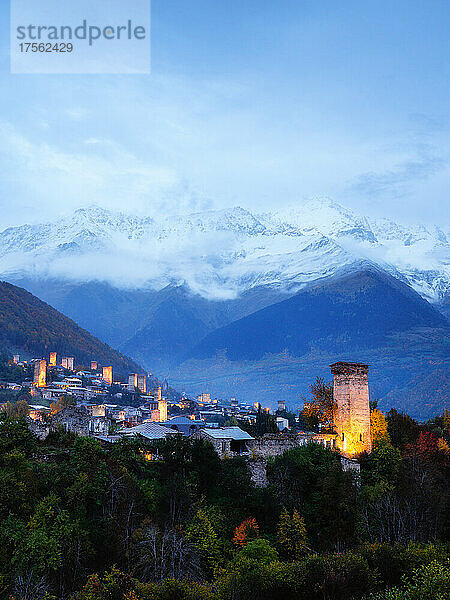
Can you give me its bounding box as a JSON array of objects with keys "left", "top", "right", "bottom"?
[
  {"left": 213, "top": 457, "right": 261, "bottom": 537},
  {"left": 232, "top": 517, "right": 259, "bottom": 547},
  {"left": 301, "top": 378, "right": 335, "bottom": 431},
  {"left": 72, "top": 566, "right": 135, "bottom": 600},
  {"left": 236, "top": 538, "right": 278, "bottom": 564},
  {"left": 50, "top": 395, "right": 76, "bottom": 415},
  {"left": 267, "top": 443, "right": 358, "bottom": 551},
  {"left": 444, "top": 410, "right": 450, "bottom": 438},
  {"left": 240, "top": 405, "right": 278, "bottom": 437},
  {"left": 404, "top": 430, "right": 441, "bottom": 460},
  {"left": 0, "top": 416, "right": 37, "bottom": 458},
  {"left": 361, "top": 440, "right": 402, "bottom": 488},
  {"left": 132, "top": 525, "right": 201, "bottom": 583},
  {"left": 9, "top": 494, "right": 91, "bottom": 597},
  {"left": 15, "top": 399, "right": 29, "bottom": 419},
  {"left": 361, "top": 434, "right": 447, "bottom": 544},
  {"left": 277, "top": 508, "right": 308, "bottom": 560},
  {"left": 386, "top": 409, "right": 419, "bottom": 450},
  {"left": 187, "top": 506, "right": 222, "bottom": 577},
  {"left": 371, "top": 409, "right": 390, "bottom": 448},
  {"left": 361, "top": 560, "right": 450, "bottom": 600}
]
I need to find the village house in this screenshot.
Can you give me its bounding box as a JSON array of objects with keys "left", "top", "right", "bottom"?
[
  {"left": 119, "top": 421, "right": 179, "bottom": 442},
  {"left": 28, "top": 404, "right": 51, "bottom": 422},
  {"left": 160, "top": 416, "right": 205, "bottom": 436},
  {"left": 52, "top": 405, "right": 110, "bottom": 437},
  {"left": 194, "top": 426, "right": 255, "bottom": 457}
]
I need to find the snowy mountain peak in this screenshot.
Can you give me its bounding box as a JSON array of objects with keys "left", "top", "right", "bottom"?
[
  {"left": 0, "top": 200, "right": 448, "bottom": 303},
  {"left": 263, "top": 197, "right": 376, "bottom": 242}
]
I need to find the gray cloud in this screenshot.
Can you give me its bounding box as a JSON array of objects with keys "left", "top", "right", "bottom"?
[{"left": 349, "top": 144, "right": 447, "bottom": 200}]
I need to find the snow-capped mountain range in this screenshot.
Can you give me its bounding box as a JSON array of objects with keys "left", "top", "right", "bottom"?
[{"left": 0, "top": 198, "right": 448, "bottom": 303}]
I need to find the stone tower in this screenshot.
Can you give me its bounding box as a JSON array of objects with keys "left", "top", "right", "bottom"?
[
  {"left": 330, "top": 362, "right": 371, "bottom": 458},
  {"left": 34, "top": 359, "right": 47, "bottom": 388},
  {"left": 103, "top": 366, "right": 113, "bottom": 385}
]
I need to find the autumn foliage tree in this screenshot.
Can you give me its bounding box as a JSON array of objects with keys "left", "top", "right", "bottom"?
[
  {"left": 301, "top": 377, "right": 335, "bottom": 431},
  {"left": 50, "top": 394, "right": 76, "bottom": 415},
  {"left": 232, "top": 517, "right": 259, "bottom": 547},
  {"left": 404, "top": 430, "right": 449, "bottom": 469},
  {"left": 370, "top": 409, "right": 390, "bottom": 448}
]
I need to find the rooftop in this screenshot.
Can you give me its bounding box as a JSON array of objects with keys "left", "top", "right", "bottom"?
[
  {"left": 200, "top": 426, "right": 254, "bottom": 441},
  {"left": 330, "top": 361, "right": 369, "bottom": 374},
  {"left": 120, "top": 422, "right": 179, "bottom": 440},
  {"left": 161, "top": 417, "right": 203, "bottom": 426}
]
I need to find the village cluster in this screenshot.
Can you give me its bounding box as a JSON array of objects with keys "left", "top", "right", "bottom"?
[{"left": 2, "top": 353, "right": 372, "bottom": 472}]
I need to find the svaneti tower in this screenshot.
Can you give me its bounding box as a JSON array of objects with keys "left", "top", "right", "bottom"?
[{"left": 331, "top": 362, "right": 371, "bottom": 458}]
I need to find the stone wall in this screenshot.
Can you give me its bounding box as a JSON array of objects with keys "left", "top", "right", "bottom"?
[
  {"left": 340, "top": 455, "right": 361, "bottom": 475},
  {"left": 196, "top": 429, "right": 362, "bottom": 487},
  {"left": 52, "top": 406, "right": 91, "bottom": 435},
  {"left": 52, "top": 406, "right": 109, "bottom": 437},
  {"left": 27, "top": 418, "right": 50, "bottom": 440},
  {"left": 246, "top": 434, "right": 307, "bottom": 487},
  {"left": 192, "top": 430, "right": 232, "bottom": 458},
  {"left": 248, "top": 433, "right": 309, "bottom": 457},
  {"left": 247, "top": 457, "right": 268, "bottom": 487}
]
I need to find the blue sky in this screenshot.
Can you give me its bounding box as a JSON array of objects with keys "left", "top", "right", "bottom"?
[{"left": 0, "top": 0, "right": 449, "bottom": 227}]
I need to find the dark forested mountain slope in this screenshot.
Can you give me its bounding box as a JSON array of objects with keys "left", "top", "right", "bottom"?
[
  {"left": 0, "top": 280, "right": 141, "bottom": 374},
  {"left": 9, "top": 276, "right": 290, "bottom": 371},
  {"left": 187, "top": 268, "right": 448, "bottom": 361}
]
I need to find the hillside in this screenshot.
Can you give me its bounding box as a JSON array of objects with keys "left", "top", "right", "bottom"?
[
  {"left": 170, "top": 269, "right": 449, "bottom": 418},
  {"left": 187, "top": 268, "right": 448, "bottom": 361},
  {"left": 11, "top": 277, "right": 293, "bottom": 371},
  {"left": 0, "top": 280, "right": 142, "bottom": 375}
]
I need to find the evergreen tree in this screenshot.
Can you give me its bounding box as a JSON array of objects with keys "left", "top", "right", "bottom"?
[
  {"left": 187, "top": 506, "right": 221, "bottom": 577},
  {"left": 277, "top": 508, "right": 308, "bottom": 559}
]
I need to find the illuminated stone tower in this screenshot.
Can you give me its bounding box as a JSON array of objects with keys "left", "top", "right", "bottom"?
[
  {"left": 330, "top": 362, "right": 371, "bottom": 458},
  {"left": 153, "top": 386, "right": 162, "bottom": 402},
  {"left": 91, "top": 361, "right": 98, "bottom": 371},
  {"left": 49, "top": 352, "right": 57, "bottom": 366},
  {"left": 128, "top": 373, "right": 137, "bottom": 392},
  {"left": 34, "top": 359, "right": 47, "bottom": 387},
  {"left": 128, "top": 373, "right": 147, "bottom": 393},
  {"left": 61, "top": 357, "right": 74, "bottom": 370},
  {"left": 137, "top": 374, "right": 147, "bottom": 393},
  {"left": 158, "top": 399, "right": 168, "bottom": 421},
  {"left": 103, "top": 366, "right": 113, "bottom": 385}
]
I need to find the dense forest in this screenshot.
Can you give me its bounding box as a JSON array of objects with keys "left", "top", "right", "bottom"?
[
  {"left": 0, "top": 282, "right": 140, "bottom": 375},
  {"left": 0, "top": 403, "right": 448, "bottom": 600}
]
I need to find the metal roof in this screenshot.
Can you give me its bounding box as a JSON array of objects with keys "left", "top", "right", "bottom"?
[
  {"left": 120, "top": 422, "right": 179, "bottom": 440},
  {"left": 161, "top": 417, "right": 203, "bottom": 426},
  {"left": 200, "top": 426, "right": 254, "bottom": 440}
]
